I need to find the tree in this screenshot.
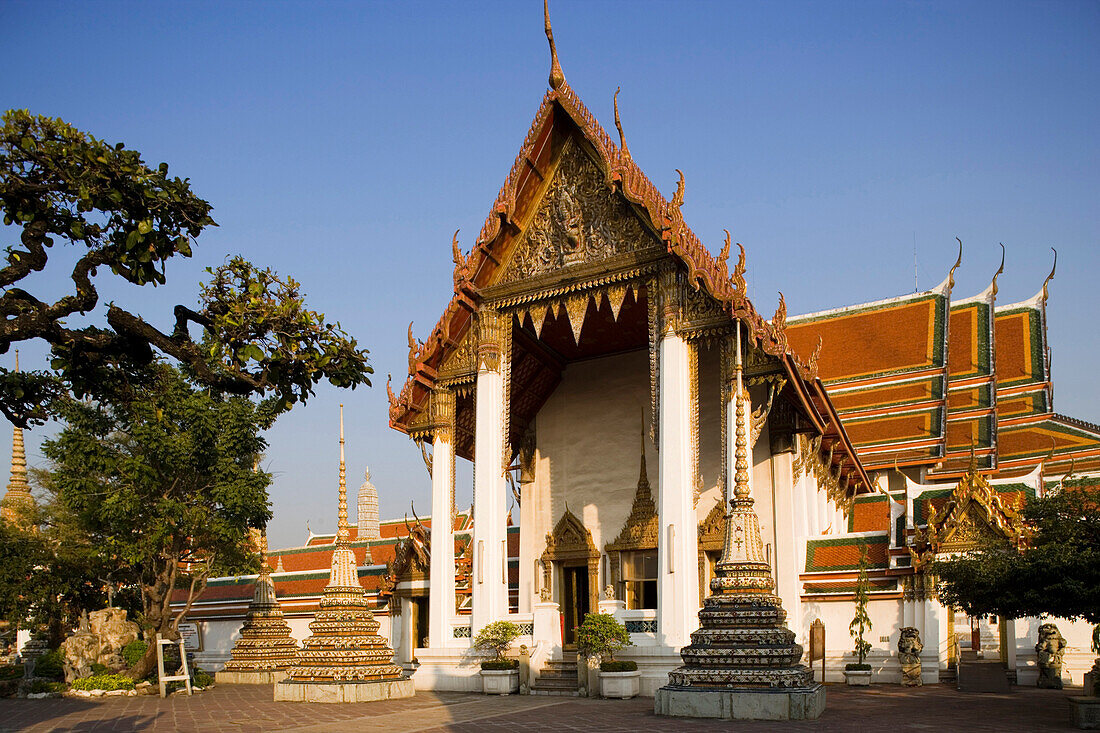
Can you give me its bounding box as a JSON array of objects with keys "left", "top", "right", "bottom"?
[
  {"left": 0, "top": 110, "right": 371, "bottom": 427},
  {"left": 934, "top": 483, "right": 1100, "bottom": 625},
  {"left": 575, "top": 612, "right": 632, "bottom": 666},
  {"left": 472, "top": 621, "right": 521, "bottom": 667},
  {"left": 847, "top": 546, "right": 872, "bottom": 670},
  {"left": 39, "top": 364, "right": 276, "bottom": 679}
]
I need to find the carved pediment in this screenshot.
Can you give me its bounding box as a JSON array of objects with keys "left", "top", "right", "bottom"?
[
  {"left": 698, "top": 498, "right": 726, "bottom": 552},
  {"left": 542, "top": 506, "right": 598, "bottom": 563},
  {"left": 500, "top": 139, "right": 657, "bottom": 285},
  {"left": 438, "top": 327, "right": 476, "bottom": 382},
  {"left": 910, "top": 467, "right": 1026, "bottom": 568}
]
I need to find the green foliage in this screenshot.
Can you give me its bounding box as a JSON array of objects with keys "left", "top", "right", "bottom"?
[
  {"left": 192, "top": 667, "right": 214, "bottom": 687},
  {"left": 0, "top": 665, "right": 23, "bottom": 681},
  {"left": 122, "top": 640, "right": 147, "bottom": 669},
  {"left": 41, "top": 364, "right": 275, "bottom": 677},
  {"left": 90, "top": 663, "right": 109, "bottom": 675},
  {"left": 0, "top": 110, "right": 371, "bottom": 428},
  {"left": 600, "top": 660, "right": 638, "bottom": 672},
  {"left": 934, "top": 486, "right": 1100, "bottom": 624},
  {"left": 848, "top": 546, "right": 872, "bottom": 666},
  {"left": 71, "top": 673, "right": 134, "bottom": 691},
  {"left": 33, "top": 650, "right": 64, "bottom": 680},
  {"left": 844, "top": 663, "right": 872, "bottom": 672},
  {"left": 472, "top": 621, "right": 521, "bottom": 662},
  {"left": 575, "top": 613, "right": 632, "bottom": 662},
  {"left": 479, "top": 659, "right": 519, "bottom": 670},
  {"left": 28, "top": 679, "right": 67, "bottom": 694}
]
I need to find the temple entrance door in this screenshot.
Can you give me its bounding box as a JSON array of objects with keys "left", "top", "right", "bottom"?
[
  {"left": 561, "top": 565, "right": 590, "bottom": 648},
  {"left": 411, "top": 597, "right": 429, "bottom": 651}
]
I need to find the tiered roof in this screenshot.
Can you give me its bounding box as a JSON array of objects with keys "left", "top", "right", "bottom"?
[
  {"left": 387, "top": 22, "right": 870, "bottom": 495},
  {"left": 788, "top": 248, "right": 1100, "bottom": 480}
]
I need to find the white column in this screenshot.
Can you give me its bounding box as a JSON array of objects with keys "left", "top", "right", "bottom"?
[
  {"left": 657, "top": 331, "right": 700, "bottom": 648},
  {"left": 428, "top": 389, "right": 456, "bottom": 649},
  {"left": 770, "top": 449, "right": 801, "bottom": 638},
  {"left": 472, "top": 311, "right": 508, "bottom": 633}
]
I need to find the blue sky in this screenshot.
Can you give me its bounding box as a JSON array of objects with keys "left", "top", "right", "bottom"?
[{"left": 2, "top": 1, "right": 1097, "bottom": 550}]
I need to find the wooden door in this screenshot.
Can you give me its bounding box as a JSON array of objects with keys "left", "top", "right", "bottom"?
[{"left": 562, "top": 565, "right": 589, "bottom": 647}]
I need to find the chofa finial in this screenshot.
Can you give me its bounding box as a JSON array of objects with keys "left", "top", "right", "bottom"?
[
  {"left": 991, "top": 242, "right": 1005, "bottom": 300},
  {"left": 613, "top": 87, "right": 629, "bottom": 156},
  {"left": 948, "top": 237, "right": 963, "bottom": 293},
  {"left": 544, "top": 0, "right": 565, "bottom": 90},
  {"left": 671, "top": 169, "right": 685, "bottom": 211},
  {"left": 1041, "top": 247, "right": 1057, "bottom": 307}
]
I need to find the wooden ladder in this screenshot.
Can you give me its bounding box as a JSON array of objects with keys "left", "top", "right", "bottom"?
[{"left": 156, "top": 634, "right": 193, "bottom": 698}]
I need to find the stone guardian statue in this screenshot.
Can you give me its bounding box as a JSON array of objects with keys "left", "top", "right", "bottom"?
[
  {"left": 1035, "top": 623, "right": 1067, "bottom": 689},
  {"left": 898, "top": 627, "right": 923, "bottom": 686}
]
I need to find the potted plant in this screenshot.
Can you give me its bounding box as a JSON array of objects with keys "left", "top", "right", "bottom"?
[
  {"left": 576, "top": 612, "right": 637, "bottom": 699},
  {"left": 473, "top": 621, "right": 521, "bottom": 695},
  {"left": 844, "top": 546, "right": 873, "bottom": 686}
]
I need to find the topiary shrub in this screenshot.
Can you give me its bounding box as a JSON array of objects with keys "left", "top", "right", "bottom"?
[
  {"left": 844, "top": 662, "right": 872, "bottom": 671},
  {"left": 33, "top": 650, "right": 64, "bottom": 680},
  {"left": 71, "top": 673, "right": 135, "bottom": 692},
  {"left": 473, "top": 620, "right": 521, "bottom": 666},
  {"left": 599, "top": 660, "right": 638, "bottom": 672},
  {"left": 122, "top": 639, "right": 147, "bottom": 669},
  {"left": 479, "top": 659, "right": 519, "bottom": 670},
  {"left": 575, "top": 613, "right": 632, "bottom": 663}
]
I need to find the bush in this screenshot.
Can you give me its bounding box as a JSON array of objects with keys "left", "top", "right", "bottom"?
[
  {"left": 472, "top": 621, "right": 521, "bottom": 662},
  {"left": 90, "top": 663, "right": 109, "bottom": 675},
  {"left": 29, "top": 679, "right": 67, "bottom": 694},
  {"left": 122, "top": 639, "right": 147, "bottom": 668},
  {"left": 33, "top": 650, "right": 64, "bottom": 680},
  {"left": 71, "top": 673, "right": 135, "bottom": 691},
  {"left": 0, "top": 665, "right": 24, "bottom": 681},
  {"left": 479, "top": 659, "right": 519, "bottom": 670},
  {"left": 193, "top": 668, "right": 214, "bottom": 687},
  {"left": 600, "top": 660, "right": 637, "bottom": 672},
  {"left": 575, "top": 613, "right": 632, "bottom": 662},
  {"left": 844, "top": 663, "right": 872, "bottom": 671}
]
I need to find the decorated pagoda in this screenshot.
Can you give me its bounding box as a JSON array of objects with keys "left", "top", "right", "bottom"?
[
  {"left": 216, "top": 530, "right": 299, "bottom": 684},
  {"left": 274, "top": 407, "right": 414, "bottom": 703},
  {"left": 656, "top": 322, "right": 823, "bottom": 720},
  {"left": 1, "top": 353, "right": 33, "bottom": 528}
]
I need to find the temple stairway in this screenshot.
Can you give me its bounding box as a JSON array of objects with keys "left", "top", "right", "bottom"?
[{"left": 531, "top": 652, "right": 579, "bottom": 695}]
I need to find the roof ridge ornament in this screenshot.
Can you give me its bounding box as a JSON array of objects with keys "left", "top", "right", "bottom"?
[
  {"left": 544, "top": 0, "right": 565, "bottom": 91},
  {"left": 1041, "top": 247, "right": 1057, "bottom": 307},
  {"left": 948, "top": 237, "right": 963, "bottom": 293},
  {"left": 671, "top": 169, "right": 685, "bottom": 212},
  {"left": 991, "top": 242, "right": 1006, "bottom": 301},
  {"left": 613, "top": 87, "right": 629, "bottom": 157}
]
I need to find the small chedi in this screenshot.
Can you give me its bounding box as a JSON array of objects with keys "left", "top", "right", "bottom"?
[
  {"left": 1035, "top": 623, "right": 1066, "bottom": 689},
  {"left": 275, "top": 407, "right": 414, "bottom": 703},
  {"left": 897, "top": 627, "right": 923, "bottom": 686},
  {"left": 655, "top": 323, "right": 824, "bottom": 721},
  {"left": 217, "top": 531, "right": 299, "bottom": 684}
]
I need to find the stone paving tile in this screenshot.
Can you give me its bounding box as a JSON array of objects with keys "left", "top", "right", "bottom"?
[{"left": 0, "top": 683, "right": 1085, "bottom": 732}]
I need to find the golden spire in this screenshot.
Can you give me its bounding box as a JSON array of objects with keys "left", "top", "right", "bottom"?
[
  {"left": 544, "top": 0, "right": 565, "bottom": 90},
  {"left": 1041, "top": 247, "right": 1057, "bottom": 307},
  {"left": 637, "top": 410, "right": 649, "bottom": 491},
  {"left": 732, "top": 321, "right": 749, "bottom": 501},
  {"left": 338, "top": 404, "right": 349, "bottom": 545}
]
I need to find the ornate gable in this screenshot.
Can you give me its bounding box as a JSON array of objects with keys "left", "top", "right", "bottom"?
[
  {"left": 910, "top": 466, "right": 1026, "bottom": 569},
  {"left": 499, "top": 138, "right": 658, "bottom": 286}
]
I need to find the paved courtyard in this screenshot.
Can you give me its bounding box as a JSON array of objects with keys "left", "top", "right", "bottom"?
[{"left": 0, "top": 683, "right": 1087, "bottom": 732}]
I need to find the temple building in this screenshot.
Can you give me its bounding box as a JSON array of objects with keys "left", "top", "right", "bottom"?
[{"left": 176, "top": 8, "right": 1098, "bottom": 696}]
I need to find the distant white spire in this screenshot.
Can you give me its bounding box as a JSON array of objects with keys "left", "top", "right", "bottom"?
[{"left": 358, "top": 465, "right": 380, "bottom": 540}]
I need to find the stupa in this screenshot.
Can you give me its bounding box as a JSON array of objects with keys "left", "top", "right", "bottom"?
[
  {"left": 1, "top": 352, "right": 34, "bottom": 527},
  {"left": 655, "top": 322, "right": 825, "bottom": 720},
  {"left": 274, "top": 406, "right": 414, "bottom": 703},
  {"left": 216, "top": 530, "right": 299, "bottom": 684}
]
